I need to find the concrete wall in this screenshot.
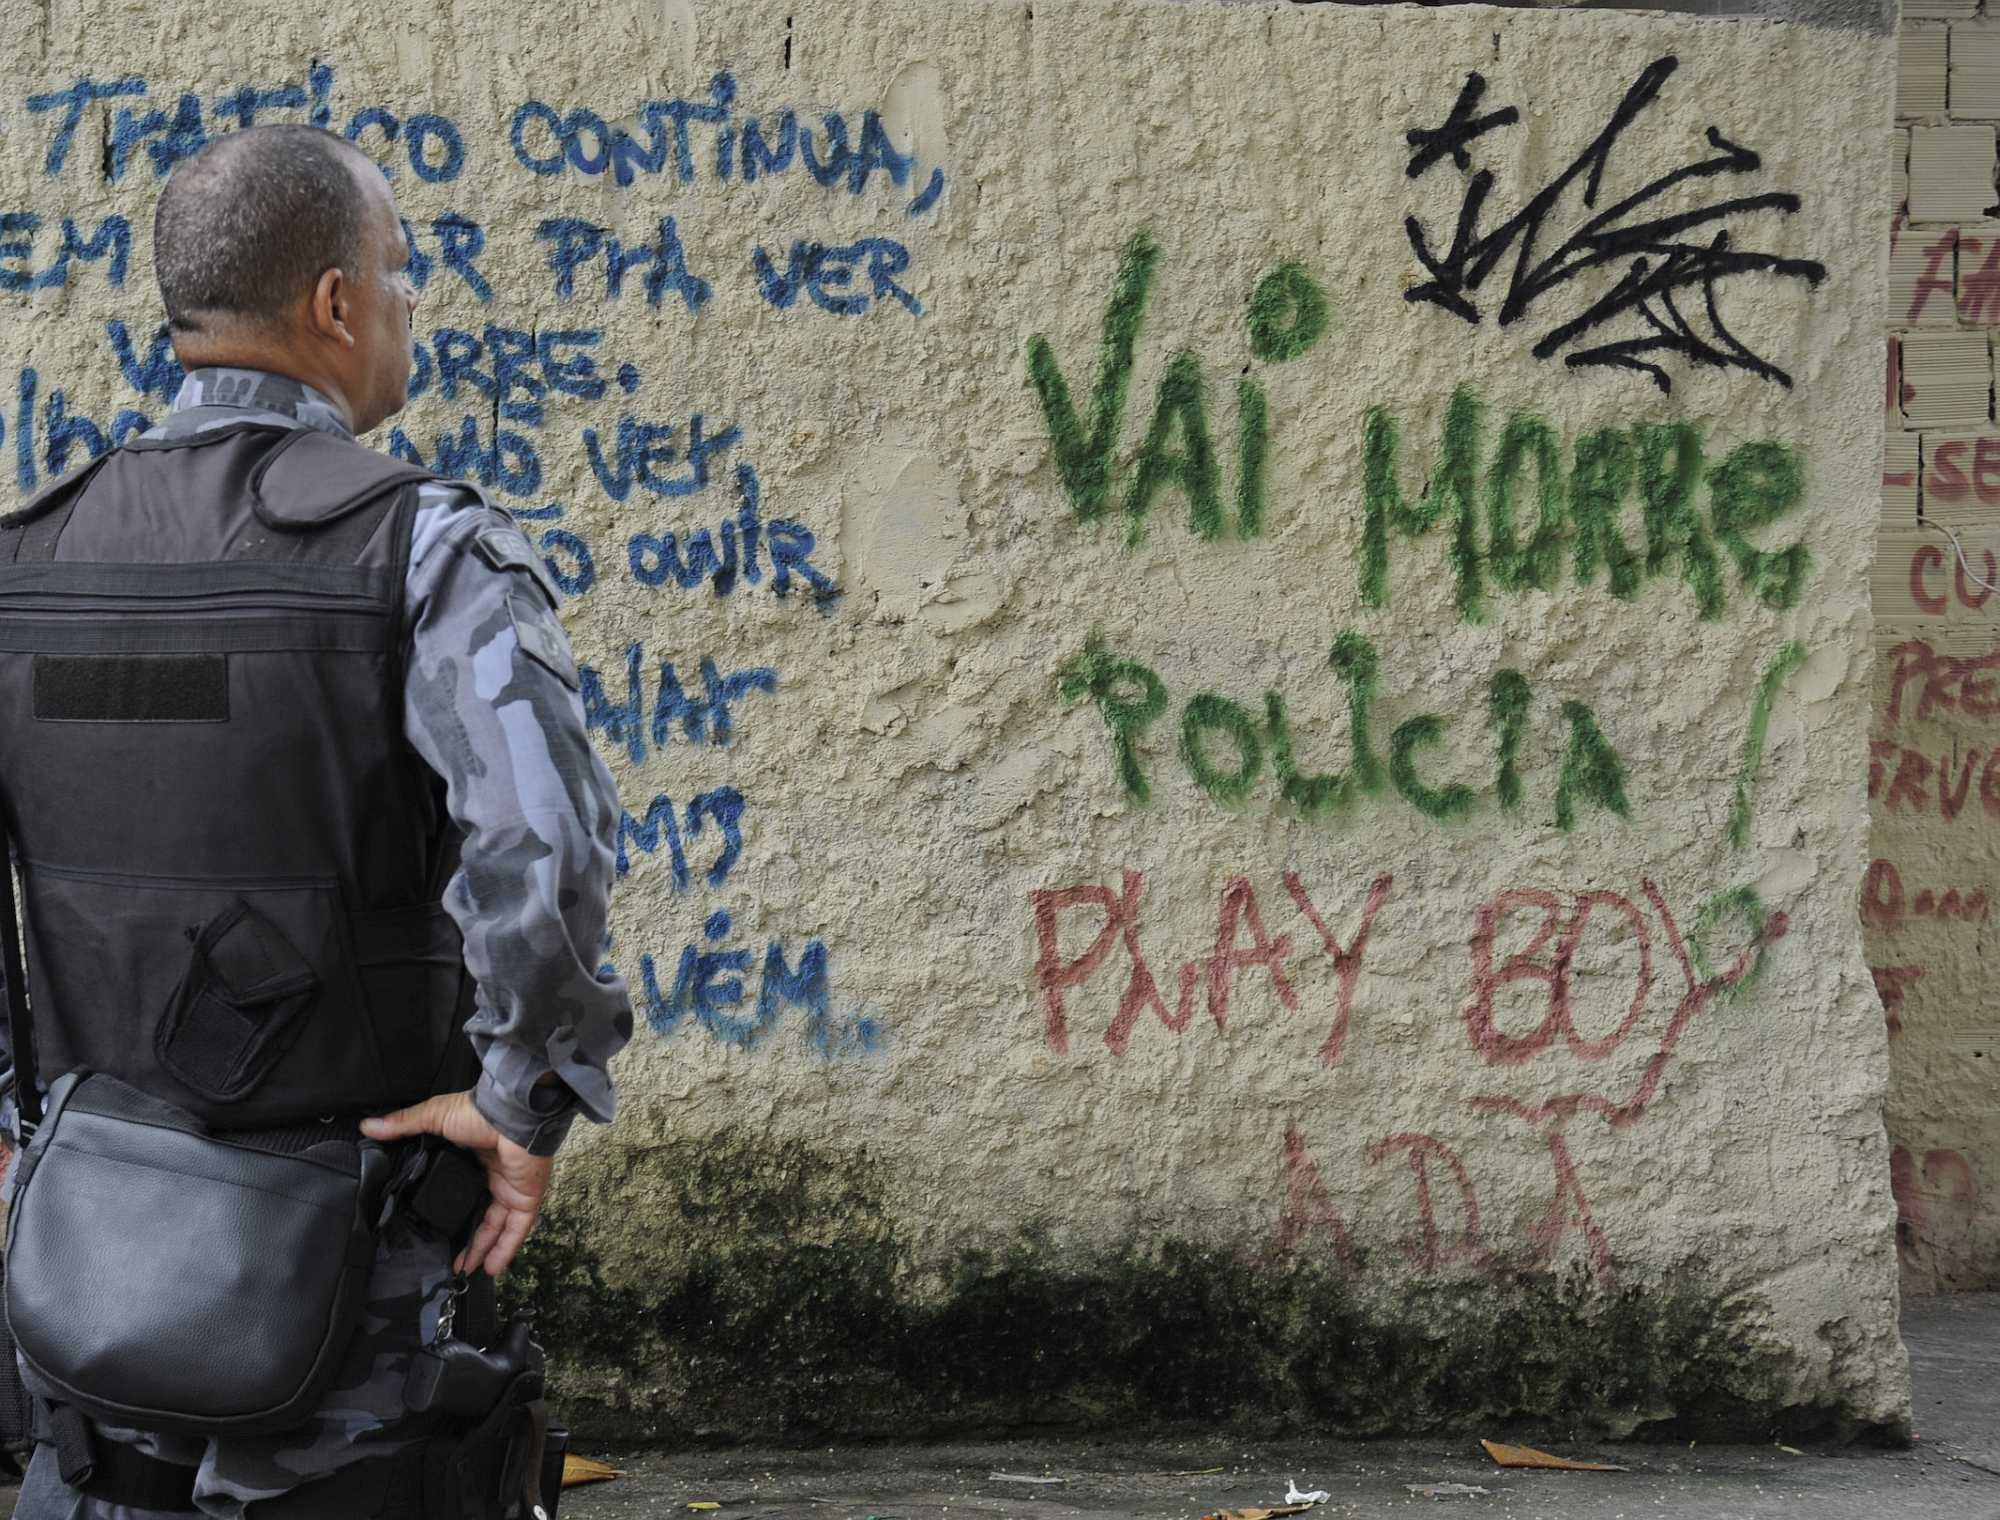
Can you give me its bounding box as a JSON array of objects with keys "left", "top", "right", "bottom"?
[
  {"left": 1, "top": 0, "right": 1905, "bottom": 1438},
  {"left": 1875, "top": 2, "right": 2000, "bottom": 1298}
]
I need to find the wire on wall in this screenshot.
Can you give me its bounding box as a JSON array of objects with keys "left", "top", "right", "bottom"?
[{"left": 1924, "top": 518, "right": 2000, "bottom": 600}]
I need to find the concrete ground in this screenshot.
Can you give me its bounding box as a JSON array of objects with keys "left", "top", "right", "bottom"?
[{"left": 558, "top": 1294, "right": 2000, "bottom": 1520}]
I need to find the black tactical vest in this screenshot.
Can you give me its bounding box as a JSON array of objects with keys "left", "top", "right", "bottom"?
[{"left": 0, "top": 421, "right": 479, "bottom": 1128}]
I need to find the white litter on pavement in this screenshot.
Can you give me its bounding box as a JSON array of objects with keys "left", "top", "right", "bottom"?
[{"left": 1285, "top": 1480, "right": 1331, "bottom": 1504}]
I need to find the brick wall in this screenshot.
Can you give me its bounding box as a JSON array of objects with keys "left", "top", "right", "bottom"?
[
  {"left": 1891, "top": 10, "right": 2000, "bottom": 513},
  {"left": 1876, "top": 4, "right": 2000, "bottom": 1293}
]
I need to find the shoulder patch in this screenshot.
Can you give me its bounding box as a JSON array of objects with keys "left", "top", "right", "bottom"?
[
  {"left": 507, "top": 585, "right": 580, "bottom": 691},
  {"left": 473, "top": 525, "right": 564, "bottom": 608}
]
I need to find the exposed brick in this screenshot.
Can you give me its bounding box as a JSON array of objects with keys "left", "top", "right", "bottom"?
[
  {"left": 1910, "top": 125, "right": 1997, "bottom": 222},
  {"left": 1956, "top": 224, "right": 2000, "bottom": 322},
  {"left": 1891, "top": 223, "right": 1958, "bottom": 325},
  {"left": 1890, "top": 335, "right": 1909, "bottom": 422},
  {"left": 1918, "top": 431, "right": 2000, "bottom": 507},
  {"left": 1901, "top": 25, "right": 1949, "bottom": 119},
  {"left": 1901, "top": 330, "right": 1993, "bottom": 428},
  {"left": 1884, "top": 430, "right": 1921, "bottom": 518},
  {"left": 1951, "top": 23, "right": 2000, "bottom": 118}
]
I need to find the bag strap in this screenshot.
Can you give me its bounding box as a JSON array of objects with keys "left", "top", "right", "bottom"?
[
  {"left": 0, "top": 820, "right": 39, "bottom": 1132},
  {"left": 79, "top": 1437, "right": 199, "bottom": 1511},
  {"left": 38, "top": 1399, "right": 95, "bottom": 1487},
  {"left": 32, "top": 1400, "right": 200, "bottom": 1510}
]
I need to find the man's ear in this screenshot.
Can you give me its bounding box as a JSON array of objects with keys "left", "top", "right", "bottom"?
[{"left": 306, "top": 266, "right": 355, "bottom": 348}]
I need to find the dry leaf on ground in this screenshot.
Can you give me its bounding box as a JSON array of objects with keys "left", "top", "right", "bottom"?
[
  {"left": 1198, "top": 1506, "right": 1316, "bottom": 1520},
  {"left": 1480, "top": 1440, "right": 1629, "bottom": 1472},
  {"left": 561, "top": 1454, "right": 624, "bottom": 1487}
]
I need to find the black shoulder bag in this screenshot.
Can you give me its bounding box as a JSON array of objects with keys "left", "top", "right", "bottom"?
[{"left": 0, "top": 833, "right": 400, "bottom": 1435}]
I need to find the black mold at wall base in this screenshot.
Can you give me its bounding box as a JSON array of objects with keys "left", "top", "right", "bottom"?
[{"left": 499, "top": 1135, "right": 1904, "bottom": 1447}]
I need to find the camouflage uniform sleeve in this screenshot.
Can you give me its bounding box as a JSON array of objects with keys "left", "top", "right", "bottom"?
[{"left": 403, "top": 482, "right": 633, "bottom": 1156}]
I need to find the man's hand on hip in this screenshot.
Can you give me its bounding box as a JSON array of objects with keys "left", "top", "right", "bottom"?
[{"left": 361, "top": 1089, "right": 553, "bottom": 1278}]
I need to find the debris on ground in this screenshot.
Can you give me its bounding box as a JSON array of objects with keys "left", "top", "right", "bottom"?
[
  {"left": 561, "top": 1454, "right": 623, "bottom": 1487},
  {"left": 1284, "top": 1479, "right": 1330, "bottom": 1504},
  {"left": 1198, "top": 1506, "right": 1316, "bottom": 1520},
  {"left": 1481, "top": 1439, "right": 1629, "bottom": 1472},
  {"left": 1406, "top": 1483, "right": 1492, "bottom": 1498},
  {"left": 1171, "top": 1467, "right": 1227, "bottom": 1476},
  {"left": 989, "top": 1471, "right": 1066, "bottom": 1483}
]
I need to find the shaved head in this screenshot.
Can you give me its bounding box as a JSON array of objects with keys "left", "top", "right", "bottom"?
[{"left": 153, "top": 124, "right": 378, "bottom": 335}]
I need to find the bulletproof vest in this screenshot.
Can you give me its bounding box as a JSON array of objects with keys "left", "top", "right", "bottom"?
[{"left": 0, "top": 420, "right": 480, "bottom": 1128}]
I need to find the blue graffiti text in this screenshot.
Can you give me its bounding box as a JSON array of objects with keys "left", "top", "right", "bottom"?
[{"left": 580, "top": 645, "right": 778, "bottom": 766}]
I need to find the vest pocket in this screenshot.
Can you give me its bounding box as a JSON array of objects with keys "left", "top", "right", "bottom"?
[
  {"left": 156, "top": 898, "right": 320, "bottom": 1103},
  {"left": 22, "top": 863, "right": 386, "bottom": 1122}
]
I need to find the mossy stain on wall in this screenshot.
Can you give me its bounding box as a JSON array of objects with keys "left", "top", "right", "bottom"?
[{"left": 502, "top": 1133, "right": 1902, "bottom": 1446}]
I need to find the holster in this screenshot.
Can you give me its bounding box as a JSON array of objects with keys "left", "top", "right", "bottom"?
[
  {"left": 398, "top": 1138, "right": 491, "bottom": 1254},
  {"left": 425, "top": 1381, "right": 566, "bottom": 1520},
  {"left": 237, "top": 1316, "right": 567, "bottom": 1520},
  {"left": 415, "top": 1316, "right": 558, "bottom": 1520}
]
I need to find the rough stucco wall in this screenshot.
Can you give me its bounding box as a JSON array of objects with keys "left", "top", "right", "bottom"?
[
  {"left": 1, "top": 0, "right": 1904, "bottom": 1439},
  {"left": 1874, "top": 5, "right": 2000, "bottom": 1296}
]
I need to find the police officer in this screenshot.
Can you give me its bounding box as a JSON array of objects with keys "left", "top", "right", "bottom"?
[{"left": 0, "top": 123, "right": 633, "bottom": 1516}]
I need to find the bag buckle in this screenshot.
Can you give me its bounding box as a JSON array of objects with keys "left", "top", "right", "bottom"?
[{"left": 431, "top": 1273, "right": 469, "bottom": 1348}]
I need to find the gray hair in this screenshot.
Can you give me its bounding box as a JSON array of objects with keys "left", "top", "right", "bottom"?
[{"left": 153, "top": 124, "right": 376, "bottom": 334}]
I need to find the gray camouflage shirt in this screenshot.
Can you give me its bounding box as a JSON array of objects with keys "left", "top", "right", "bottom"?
[{"left": 145, "top": 367, "right": 632, "bottom": 1155}]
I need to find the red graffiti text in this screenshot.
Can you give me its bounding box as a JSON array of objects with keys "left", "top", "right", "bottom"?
[
  {"left": 1871, "top": 964, "right": 1924, "bottom": 1039},
  {"left": 1463, "top": 880, "right": 1788, "bottom": 1127},
  {"left": 1882, "top": 640, "right": 2000, "bottom": 730},
  {"left": 1031, "top": 870, "right": 1391, "bottom": 1063},
  {"left": 1860, "top": 860, "right": 1989, "bottom": 932}
]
